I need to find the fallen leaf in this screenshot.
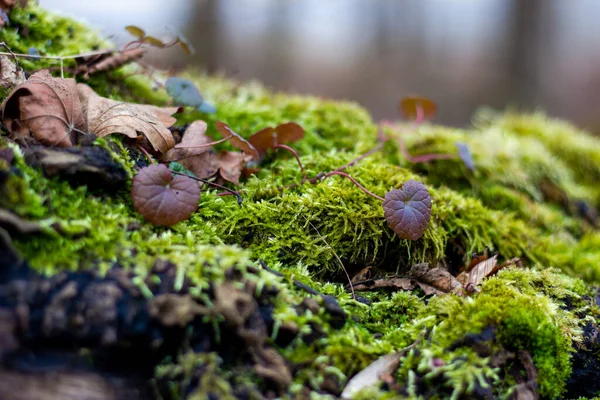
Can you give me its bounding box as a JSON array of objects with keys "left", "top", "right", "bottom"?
[
  {"left": 2, "top": 69, "right": 86, "bottom": 147},
  {"left": 383, "top": 180, "right": 432, "bottom": 240},
  {"left": 161, "top": 120, "right": 211, "bottom": 161},
  {"left": 180, "top": 150, "right": 219, "bottom": 179},
  {"left": 249, "top": 122, "right": 305, "bottom": 154},
  {"left": 78, "top": 83, "right": 178, "bottom": 153},
  {"left": 351, "top": 266, "right": 373, "bottom": 284},
  {"left": 215, "top": 122, "right": 259, "bottom": 160},
  {"left": 131, "top": 164, "right": 200, "bottom": 226},
  {"left": 456, "top": 254, "right": 498, "bottom": 288},
  {"left": 408, "top": 263, "right": 463, "bottom": 295},
  {"left": 399, "top": 96, "right": 437, "bottom": 121},
  {"left": 217, "top": 151, "right": 245, "bottom": 185},
  {"left": 341, "top": 352, "right": 403, "bottom": 399}
]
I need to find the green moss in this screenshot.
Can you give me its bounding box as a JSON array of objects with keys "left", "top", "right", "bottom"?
[{"left": 2, "top": 3, "right": 600, "bottom": 398}]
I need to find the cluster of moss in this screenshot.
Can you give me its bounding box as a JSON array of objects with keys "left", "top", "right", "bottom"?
[{"left": 2, "top": 2, "right": 600, "bottom": 399}]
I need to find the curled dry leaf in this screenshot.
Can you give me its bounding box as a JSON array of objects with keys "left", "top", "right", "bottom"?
[
  {"left": 78, "top": 83, "right": 179, "bottom": 153},
  {"left": 457, "top": 255, "right": 524, "bottom": 291},
  {"left": 161, "top": 120, "right": 211, "bottom": 161},
  {"left": 180, "top": 150, "right": 219, "bottom": 179},
  {"left": 399, "top": 96, "right": 437, "bottom": 121},
  {"left": 408, "top": 263, "right": 463, "bottom": 295},
  {"left": 456, "top": 254, "right": 498, "bottom": 288},
  {"left": 383, "top": 180, "right": 432, "bottom": 240},
  {"left": 350, "top": 276, "right": 445, "bottom": 296},
  {"left": 248, "top": 122, "right": 305, "bottom": 154},
  {"left": 2, "top": 69, "right": 86, "bottom": 147},
  {"left": 215, "top": 122, "right": 259, "bottom": 160},
  {"left": 131, "top": 164, "right": 200, "bottom": 226},
  {"left": 217, "top": 151, "right": 245, "bottom": 185}
]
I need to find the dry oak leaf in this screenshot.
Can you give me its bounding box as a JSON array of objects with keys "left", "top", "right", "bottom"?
[
  {"left": 2, "top": 69, "right": 86, "bottom": 147},
  {"left": 131, "top": 164, "right": 200, "bottom": 226},
  {"left": 78, "top": 83, "right": 178, "bottom": 153},
  {"left": 161, "top": 120, "right": 211, "bottom": 162}
]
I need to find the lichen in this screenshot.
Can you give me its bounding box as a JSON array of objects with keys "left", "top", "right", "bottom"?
[{"left": 2, "top": 3, "right": 600, "bottom": 399}]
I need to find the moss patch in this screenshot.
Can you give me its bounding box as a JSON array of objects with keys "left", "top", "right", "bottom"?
[{"left": 1, "top": 3, "right": 600, "bottom": 399}]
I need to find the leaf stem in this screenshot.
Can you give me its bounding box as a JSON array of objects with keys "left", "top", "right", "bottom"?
[
  {"left": 172, "top": 171, "right": 242, "bottom": 205},
  {"left": 334, "top": 142, "right": 384, "bottom": 173},
  {"left": 274, "top": 144, "right": 307, "bottom": 184},
  {"left": 323, "top": 171, "right": 385, "bottom": 202}
]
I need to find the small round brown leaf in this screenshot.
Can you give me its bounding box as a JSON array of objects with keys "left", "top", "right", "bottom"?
[
  {"left": 383, "top": 180, "right": 432, "bottom": 240},
  {"left": 214, "top": 121, "right": 259, "bottom": 160},
  {"left": 248, "top": 127, "right": 275, "bottom": 154},
  {"left": 275, "top": 122, "right": 304, "bottom": 143},
  {"left": 131, "top": 164, "right": 200, "bottom": 226},
  {"left": 399, "top": 96, "right": 437, "bottom": 121}
]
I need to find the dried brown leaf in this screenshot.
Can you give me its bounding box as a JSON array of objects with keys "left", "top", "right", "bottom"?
[
  {"left": 217, "top": 151, "right": 245, "bottom": 185},
  {"left": 161, "top": 121, "right": 211, "bottom": 161},
  {"left": 131, "top": 164, "right": 200, "bottom": 226},
  {"left": 457, "top": 254, "right": 498, "bottom": 288},
  {"left": 180, "top": 150, "right": 219, "bottom": 179},
  {"left": 408, "top": 263, "right": 463, "bottom": 295},
  {"left": 78, "top": 83, "right": 178, "bottom": 153},
  {"left": 248, "top": 122, "right": 305, "bottom": 154},
  {"left": 1, "top": 69, "right": 86, "bottom": 146},
  {"left": 215, "top": 121, "right": 259, "bottom": 160},
  {"left": 247, "top": 127, "right": 275, "bottom": 154}
]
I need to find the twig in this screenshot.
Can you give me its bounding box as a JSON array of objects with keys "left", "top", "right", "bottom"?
[
  {"left": 307, "top": 220, "right": 355, "bottom": 299},
  {"left": 171, "top": 171, "right": 242, "bottom": 205}
]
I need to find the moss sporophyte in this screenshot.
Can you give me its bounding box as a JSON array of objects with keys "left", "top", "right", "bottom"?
[{"left": 0, "top": 2, "right": 600, "bottom": 399}]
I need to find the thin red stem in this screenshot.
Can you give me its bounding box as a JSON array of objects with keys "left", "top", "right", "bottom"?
[
  {"left": 414, "top": 104, "right": 425, "bottom": 126},
  {"left": 275, "top": 144, "right": 307, "bottom": 184},
  {"left": 172, "top": 172, "right": 242, "bottom": 205},
  {"left": 175, "top": 134, "right": 233, "bottom": 149},
  {"left": 138, "top": 146, "right": 156, "bottom": 164},
  {"left": 397, "top": 136, "right": 455, "bottom": 163},
  {"left": 334, "top": 142, "right": 384, "bottom": 173},
  {"left": 324, "top": 171, "right": 385, "bottom": 202}
]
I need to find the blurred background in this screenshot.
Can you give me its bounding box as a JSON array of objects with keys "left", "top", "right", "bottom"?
[{"left": 41, "top": 0, "right": 600, "bottom": 130}]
